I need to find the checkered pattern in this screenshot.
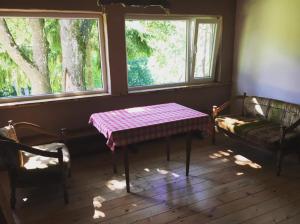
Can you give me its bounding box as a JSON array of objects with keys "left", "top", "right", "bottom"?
[{"left": 89, "top": 103, "right": 211, "bottom": 150}]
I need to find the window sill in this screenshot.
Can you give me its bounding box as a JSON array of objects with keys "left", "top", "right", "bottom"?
[
  {"left": 0, "top": 82, "right": 231, "bottom": 109},
  {"left": 128, "top": 82, "right": 231, "bottom": 95},
  {"left": 0, "top": 93, "right": 111, "bottom": 109}
]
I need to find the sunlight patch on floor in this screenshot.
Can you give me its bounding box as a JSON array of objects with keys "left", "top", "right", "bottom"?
[
  {"left": 218, "top": 150, "right": 231, "bottom": 156},
  {"left": 209, "top": 149, "right": 233, "bottom": 160},
  {"left": 234, "top": 155, "right": 262, "bottom": 169},
  {"left": 221, "top": 158, "right": 230, "bottom": 162},
  {"left": 93, "top": 196, "right": 106, "bottom": 219},
  {"left": 106, "top": 180, "right": 127, "bottom": 191},
  {"left": 156, "top": 168, "right": 180, "bottom": 177},
  {"left": 236, "top": 172, "right": 244, "bottom": 176},
  {"left": 208, "top": 149, "right": 261, "bottom": 169},
  {"left": 93, "top": 210, "right": 106, "bottom": 219},
  {"left": 157, "top": 168, "right": 169, "bottom": 175}
]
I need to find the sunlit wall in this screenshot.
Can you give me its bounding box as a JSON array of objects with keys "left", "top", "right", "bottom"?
[{"left": 233, "top": 0, "right": 300, "bottom": 104}]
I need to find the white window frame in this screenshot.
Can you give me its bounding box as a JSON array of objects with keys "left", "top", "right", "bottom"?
[
  {"left": 190, "top": 18, "right": 222, "bottom": 84},
  {"left": 125, "top": 15, "right": 222, "bottom": 91},
  {"left": 0, "top": 10, "right": 108, "bottom": 104}
]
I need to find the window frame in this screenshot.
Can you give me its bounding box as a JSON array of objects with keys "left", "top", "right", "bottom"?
[
  {"left": 125, "top": 14, "right": 222, "bottom": 92},
  {"left": 190, "top": 18, "right": 222, "bottom": 84},
  {"left": 0, "top": 10, "right": 108, "bottom": 104}
]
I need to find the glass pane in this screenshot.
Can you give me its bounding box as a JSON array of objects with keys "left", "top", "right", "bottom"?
[
  {"left": 194, "top": 23, "right": 217, "bottom": 79},
  {"left": 125, "top": 20, "right": 187, "bottom": 87},
  {"left": 0, "top": 17, "right": 103, "bottom": 98}
]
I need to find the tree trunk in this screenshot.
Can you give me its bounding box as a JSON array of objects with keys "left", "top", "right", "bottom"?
[
  {"left": 59, "top": 19, "right": 85, "bottom": 92},
  {"left": 85, "top": 36, "right": 94, "bottom": 89},
  {"left": 0, "top": 18, "right": 51, "bottom": 95},
  {"left": 28, "top": 18, "right": 51, "bottom": 93}
]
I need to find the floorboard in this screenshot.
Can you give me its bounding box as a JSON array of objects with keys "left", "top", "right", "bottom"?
[{"left": 9, "top": 135, "right": 300, "bottom": 224}]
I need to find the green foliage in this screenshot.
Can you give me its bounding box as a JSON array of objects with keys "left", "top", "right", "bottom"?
[
  {"left": 83, "top": 20, "right": 103, "bottom": 89},
  {"left": 0, "top": 18, "right": 104, "bottom": 97},
  {"left": 5, "top": 18, "right": 33, "bottom": 62},
  {"left": 44, "top": 19, "right": 63, "bottom": 93},
  {"left": 126, "top": 28, "right": 152, "bottom": 60},
  {"left": 126, "top": 20, "right": 185, "bottom": 86},
  {"left": 0, "top": 17, "right": 181, "bottom": 97},
  {"left": 127, "top": 58, "right": 153, "bottom": 87}
]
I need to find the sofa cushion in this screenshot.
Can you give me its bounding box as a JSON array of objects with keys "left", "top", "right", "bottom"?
[
  {"left": 215, "top": 115, "right": 264, "bottom": 135},
  {"left": 241, "top": 122, "right": 298, "bottom": 146},
  {"left": 216, "top": 115, "right": 299, "bottom": 146},
  {"left": 244, "top": 96, "right": 270, "bottom": 118},
  {"left": 17, "top": 143, "right": 70, "bottom": 186}
]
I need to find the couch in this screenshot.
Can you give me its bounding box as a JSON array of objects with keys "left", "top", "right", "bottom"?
[{"left": 212, "top": 93, "right": 300, "bottom": 176}]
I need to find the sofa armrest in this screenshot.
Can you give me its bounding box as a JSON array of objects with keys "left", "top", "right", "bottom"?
[
  {"left": 212, "top": 101, "right": 230, "bottom": 119},
  {"left": 285, "top": 118, "right": 300, "bottom": 134},
  {"left": 212, "top": 95, "right": 246, "bottom": 119},
  {"left": 280, "top": 119, "right": 300, "bottom": 144}
]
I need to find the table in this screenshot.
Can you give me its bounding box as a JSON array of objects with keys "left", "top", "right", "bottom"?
[{"left": 89, "top": 103, "right": 211, "bottom": 192}]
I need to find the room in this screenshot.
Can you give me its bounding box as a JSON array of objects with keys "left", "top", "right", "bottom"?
[{"left": 0, "top": 0, "right": 299, "bottom": 223}]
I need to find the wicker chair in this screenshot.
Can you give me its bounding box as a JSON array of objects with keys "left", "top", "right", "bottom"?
[{"left": 0, "top": 121, "right": 71, "bottom": 209}]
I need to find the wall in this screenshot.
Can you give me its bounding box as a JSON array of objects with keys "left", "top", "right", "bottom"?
[
  {"left": 0, "top": 0, "right": 236, "bottom": 132},
  {"left": 233, "top": 0, "right": 300, "bottom": 104}
]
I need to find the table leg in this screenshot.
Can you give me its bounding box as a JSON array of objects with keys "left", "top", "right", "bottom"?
[
  {"left": 166, "top": 136, "right": 170, "bottom": 161},
  {"left": 112, "top": 150, "right": 117, "bottom": 174},
  {"left": 186, "top": 132, "right": 192, "bottom": 176},
  {"left": 123, "top": 146, "right": 130, "bottom": 193}
]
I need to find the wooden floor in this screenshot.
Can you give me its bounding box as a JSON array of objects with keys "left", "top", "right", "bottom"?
[{"left": 12, "top": 135, "right": 300, "bottom": 224}]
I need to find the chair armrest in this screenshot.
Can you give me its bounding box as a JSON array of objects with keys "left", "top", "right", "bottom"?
[
  {"left": 13, "top": 122, "right": 60, "bottom": 139},
  {"left": 0, "top": 139, "right": 62, "bottom": 159}
]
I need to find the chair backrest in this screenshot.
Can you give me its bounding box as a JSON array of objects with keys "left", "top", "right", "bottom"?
[
  {"left": 244, "top": 96, "right": 270, "bottom": 118},
  {"left": 243, "top": 96, "right": 300, "bottom": 133},
  {"left": 0, "top": 123, "right": 24, "bottom": 168},
  {"left": 267, "top": 99, "right": 300, "bottom": 132},
  {"left": 0, "top": 137, "right": 20, "bottom": 170}
]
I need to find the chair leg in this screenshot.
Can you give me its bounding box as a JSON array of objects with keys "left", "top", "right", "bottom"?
[
  {"left": 68, "top": 168, "right": 72, "bottom": 178},
  {"left": 112, "top": 150, "right": 117, "bottom": 174},
  {"left": 10, "top": 185, "right": 16, "bottom": 209},
  {"left": 276, "top": 149, "right": 284, "bottom": 176},
  {"left": 63, "top": 183, "right": 69, "bottom": 204},
  {"left": 212, "top": 125, "right": 216, "bottom": 145},
  {"left": 166, "top": 136, "right": 170, "bottom": 161}
]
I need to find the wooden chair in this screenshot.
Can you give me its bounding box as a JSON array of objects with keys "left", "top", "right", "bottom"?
[{"left": 0, "top": 121, "right": 71, "bottom": 209}]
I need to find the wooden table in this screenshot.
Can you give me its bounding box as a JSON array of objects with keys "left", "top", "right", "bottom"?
[{"left": 89, "top": 103, "right": 211, "bottom": 192}]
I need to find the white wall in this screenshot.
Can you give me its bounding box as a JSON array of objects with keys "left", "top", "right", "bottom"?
[{"left": 233, "top": 0, "right": 300, "bottom": 104}]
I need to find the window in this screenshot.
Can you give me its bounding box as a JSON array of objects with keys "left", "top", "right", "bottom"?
[
  {"left": 0, "top": 13, "right": 107, "bottom": 100},
  {"left": 125, "top": 16, "right": 221, "bottom": 89}
]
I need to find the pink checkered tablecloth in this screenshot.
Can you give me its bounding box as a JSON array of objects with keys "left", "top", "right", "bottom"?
[{"left": 89, "top": 103, "right": 211, "bottom": 151}]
